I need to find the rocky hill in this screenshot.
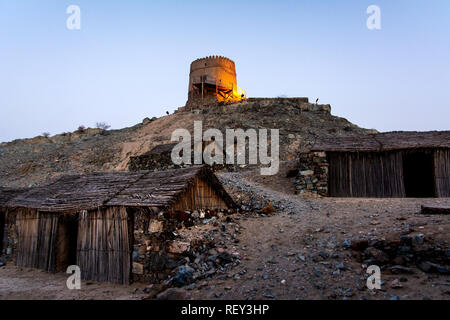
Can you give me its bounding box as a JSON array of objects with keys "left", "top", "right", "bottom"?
[{"left": 0, "top": 98, "right": 376, "bottom": 188}]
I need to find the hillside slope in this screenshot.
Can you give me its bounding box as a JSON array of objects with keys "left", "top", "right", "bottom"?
[{"left": 0, "top": 98, "right": 375, "bottom": 188}]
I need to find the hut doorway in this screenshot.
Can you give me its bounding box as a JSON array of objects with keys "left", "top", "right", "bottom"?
[
  {"left": 55, "top": 215, "right": 78, "bottom": 272},
  {"left": 403, "top": 152, "right": 435, "bottom": 197},
  {"left": 0, "top": 211, "right": 4, "bottom": 254}
]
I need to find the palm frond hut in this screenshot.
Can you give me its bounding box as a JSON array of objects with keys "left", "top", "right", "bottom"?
[
  {"left": 1, "top": 166, "right": 235, "bottom": 284},
  {"left": 296, "top": 131, "right": 450, "bottom": 198}
]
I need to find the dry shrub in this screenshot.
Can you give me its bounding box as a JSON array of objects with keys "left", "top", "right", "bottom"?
[{"left": 262, "top": 202, "right": 275, "bottom": 214}]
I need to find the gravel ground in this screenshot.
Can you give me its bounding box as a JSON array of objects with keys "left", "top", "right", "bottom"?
[
  {"left": 189, "top": 171, "right": 450, "bottom": 300},
  {"left": 1, "top": 170, "right": 449, "bottom": 300},
  {"left": 0, "top": 266, "right": 149, "bottom": 300}
]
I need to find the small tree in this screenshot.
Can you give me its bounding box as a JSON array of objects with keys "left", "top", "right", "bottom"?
[
  {"left": 42, "top": 132, "right": 50, "bottom": 138},
  {"left": 96, "top": 122, "right": 111, "bottom": 130},
  {"left": 77, "top": 125, "right": 86, "bottom": 133}
]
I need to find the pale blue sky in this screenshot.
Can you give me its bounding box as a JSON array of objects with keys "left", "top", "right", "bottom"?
[{"left": 0, "top": 0, "right": 449, "bottom": 142}]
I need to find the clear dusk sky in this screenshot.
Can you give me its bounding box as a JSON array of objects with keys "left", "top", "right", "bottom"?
[{"left": 0, "top": 0, "right": 449, "bottom": 142}]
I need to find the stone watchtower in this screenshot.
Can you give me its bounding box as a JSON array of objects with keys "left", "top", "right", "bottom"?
[{"left": 187, "top": 56, "right": 246, "bottom": 106}]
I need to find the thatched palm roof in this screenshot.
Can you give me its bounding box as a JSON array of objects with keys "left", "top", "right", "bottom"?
[
  {"left": 4, "top": 166, "right": 235, "bottom": 213},
  {"left": 0, "top": 187, "right": 27, "bottom": 209},
  {"left": 107, "top": 166, "right": 234, "bottom": 208},
  {"left": 312, "top": 131, "right": 450, "bottom": 152}
]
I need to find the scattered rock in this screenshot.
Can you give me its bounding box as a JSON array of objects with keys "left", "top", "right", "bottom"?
[
  {"left": 167, "top": 241, "right": 190, "bottom": 254},
  {"left": 342, "top": 240, "right": 352, "bottom": 249},
  {"left": 412, "top": 234, "right": 425, "bottom": 246},
  {"left": 363, "top": 247, "right": 389, "bottom": 265},
  {"left": 389, "top": 265, "right": 414, "bottom": 274},
  {"left": 336, "top": 263, "right": 346, "bottom": 271},
  {"left": 262, "top": 202, "right": 275, "bottom": 214},
  {"left": 216, "top": 252, "right": 234, "bottom": 265},
  {"left": 400, "top": 236, "right": 412, "bottom": 246},
  {"left": 142, "top": 117, "right": 152, "bottom": 125},
  {"left": 418, "top": 261, "right": 449, "bottom": 274},
  {"left": 148, "top": 220, "right": 164, "bottom": 233},
  {"left": 351, "top": 240, "right": 368, "bottom": 251},
  {"left": 390, "top": 279, "right": 403, "bottom": 289},
  {"left": 171, "top": 265, "right": 195, "bottom": 287},
  {"left": 156, "top": 288, "right": 187, "bottom": 300},
  {"left": 142, "top": 284, "right": 168, "bottom": 299},
  {"left": 299, "top": 170, "right": 314, "bottom": 176},
  {"left": 132, "top": 262, "right": 144, "bottom": 275}
]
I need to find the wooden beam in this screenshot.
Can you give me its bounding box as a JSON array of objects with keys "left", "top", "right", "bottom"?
[{"left": 421, "top": 205, "right": 450, "bottom": 215}]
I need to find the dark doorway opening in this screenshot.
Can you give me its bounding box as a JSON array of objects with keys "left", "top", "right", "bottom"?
[
  {"left": 55, "top": 215, "right": 78, "bottom": 272},
  {"left": 403, "top": 152, "right": 435, "bottom": 197},
  {"left": 0, "top": 212, "right": 4, "bottom": 254}
]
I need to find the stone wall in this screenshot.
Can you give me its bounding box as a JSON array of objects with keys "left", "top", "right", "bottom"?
[
  {"left": 131, "top": 208, "right": 181, "bottom": 283},
  {"left": 0, "top": 213, "right": 17, "bottom": 263},
  {"left": 130, "top": 207, "right": 232, "bottom": 284},
  {"left": 128, "top": 145, "right": 242, "bottom": 173},
  {"left": 294, "top": 151, "right": 328, "bottom": 196},
  {"left": 128, "top": 151, "right": 180, "bottom": 172},
  {"left": 178, "top": 97, "right": 332, "bottom": 115}
]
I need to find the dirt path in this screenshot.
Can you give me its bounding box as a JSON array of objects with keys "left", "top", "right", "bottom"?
[
  {"left": 189, "top": 197, "right": 450, "bottom": 300},
  {"left": 0, "top": 266, "right": 149, "bottom": 300},
  {"left": 189, "top": 171, "right": 450, "bottom": 300}
]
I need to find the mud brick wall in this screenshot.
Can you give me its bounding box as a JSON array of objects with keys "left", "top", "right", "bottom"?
[{"left": 295, "top": 152, "right": 328, "bottom": 196}]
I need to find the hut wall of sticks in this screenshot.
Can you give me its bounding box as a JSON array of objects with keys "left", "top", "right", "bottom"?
[
  {"left": 295, "top": 131, "right": 450, "bottom": 198},
  {"left": 0, "top": 166, "right": 235, "bottom": 284}
]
